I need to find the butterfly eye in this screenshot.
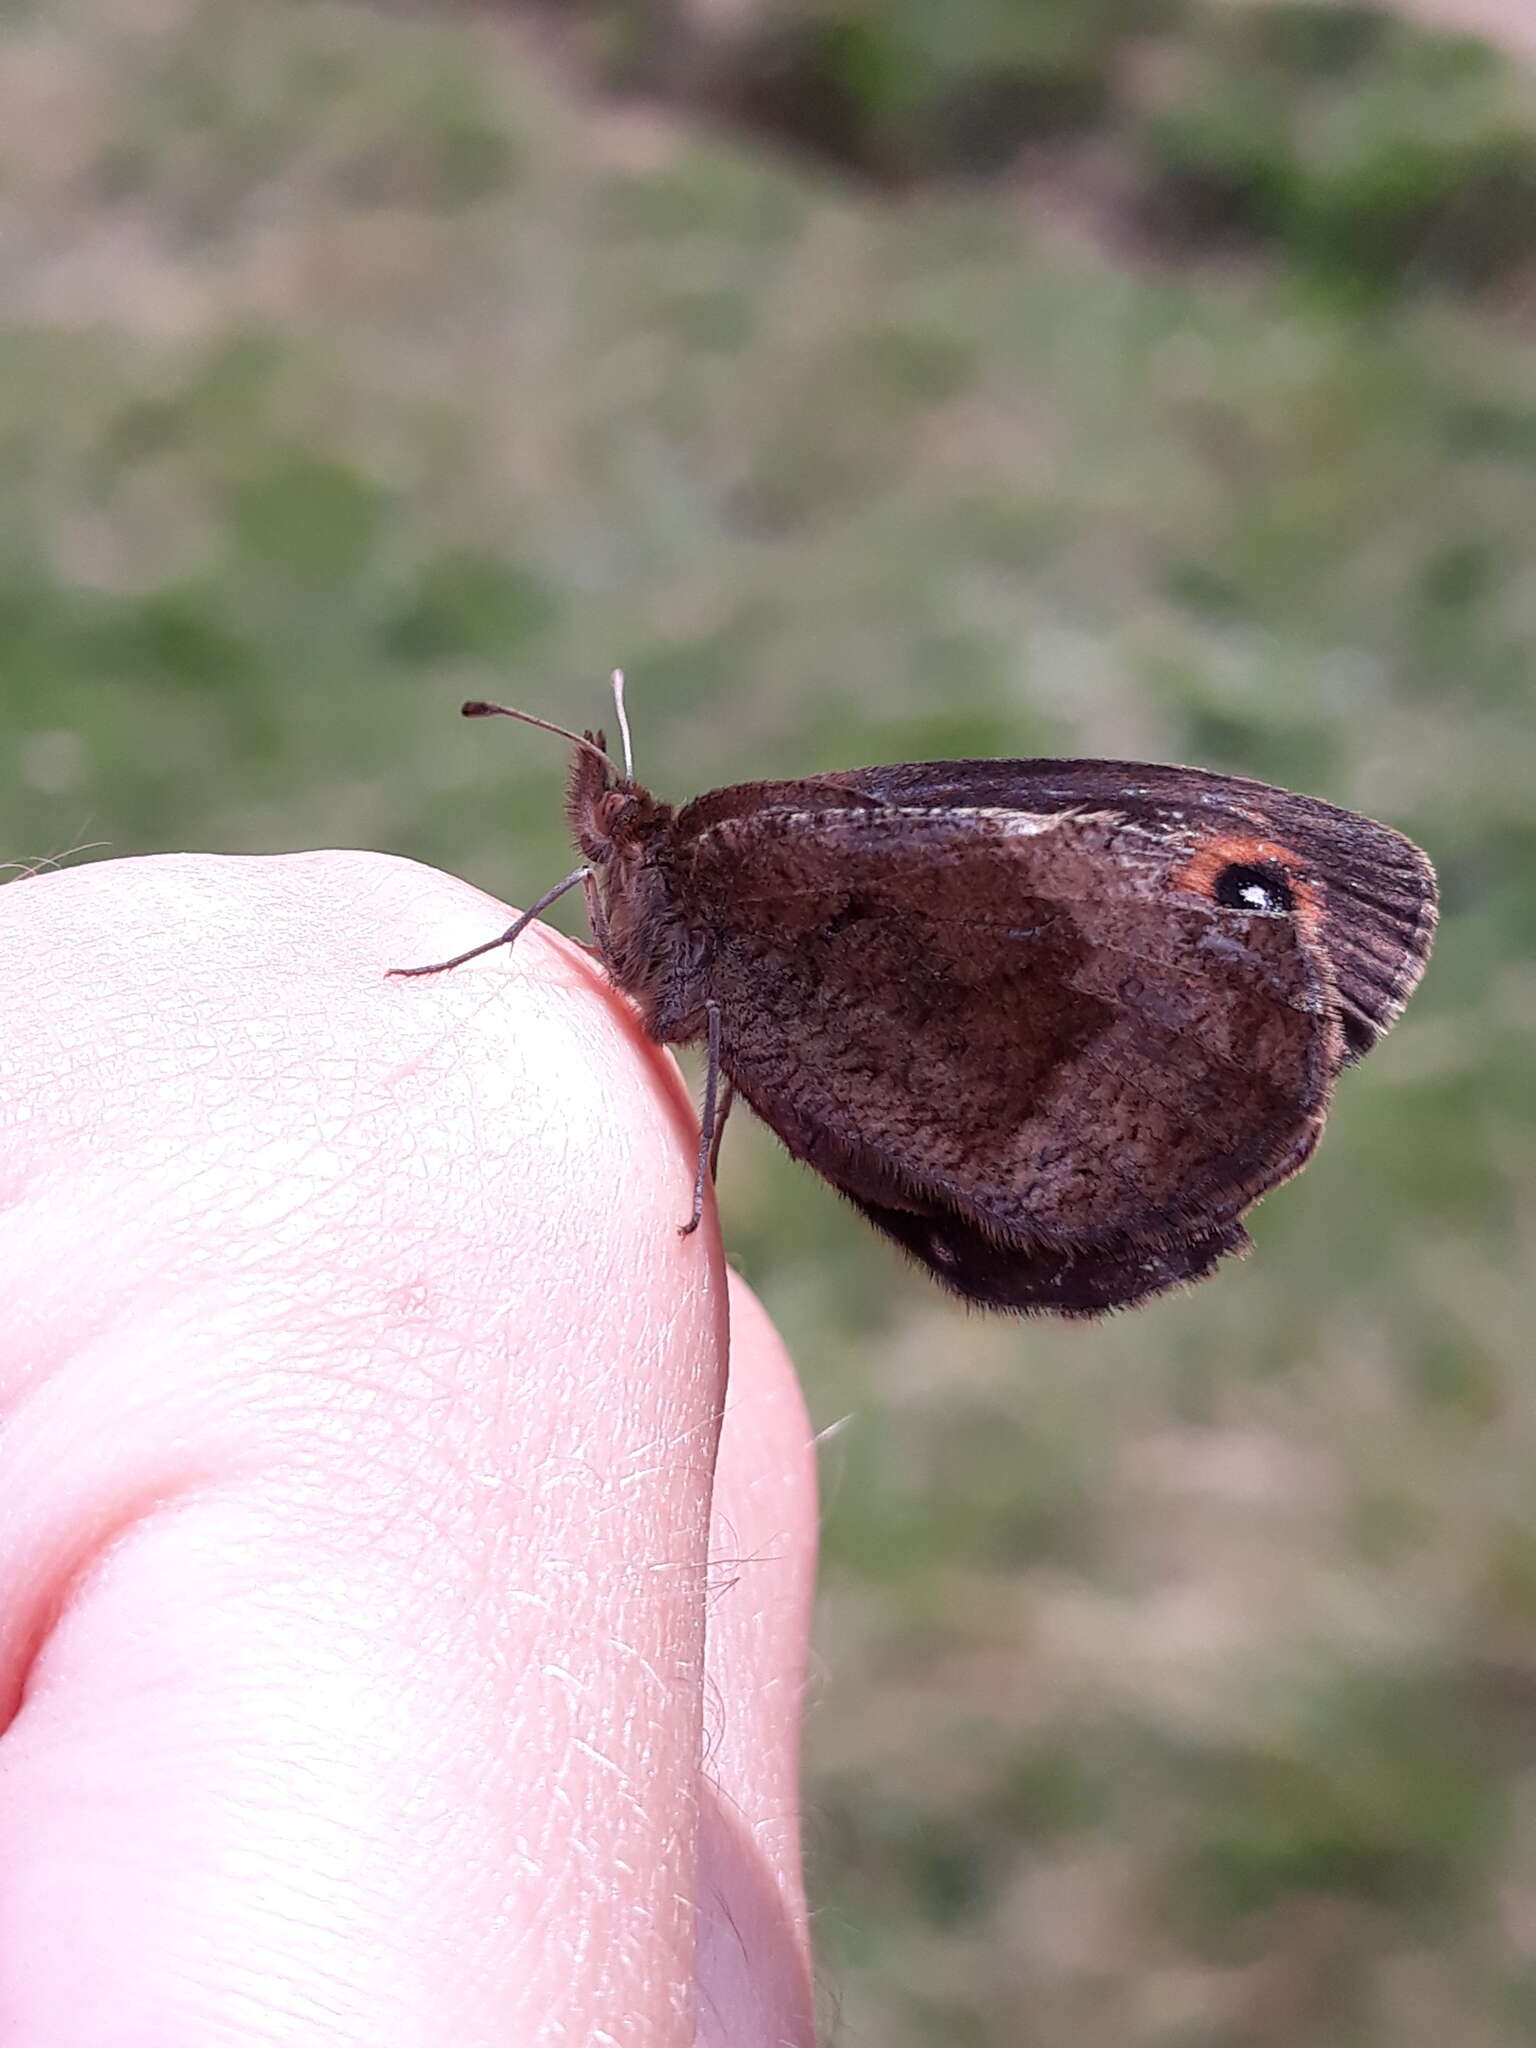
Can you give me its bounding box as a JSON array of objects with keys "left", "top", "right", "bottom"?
[{"left": 1214, "top": 862, "right": 1295, "bottom": 915}]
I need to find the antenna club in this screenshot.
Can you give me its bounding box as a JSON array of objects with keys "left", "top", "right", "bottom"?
[{"left": 453, "top": 696, "right": 620, "bottom": 774}]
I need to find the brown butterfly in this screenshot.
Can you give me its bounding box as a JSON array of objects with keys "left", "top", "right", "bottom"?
[{"left": 396, "top": 676, "right": 1437, "bottom": 1316}]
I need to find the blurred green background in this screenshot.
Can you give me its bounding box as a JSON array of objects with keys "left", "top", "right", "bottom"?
[{"left": 2, "top": 0, "right": 1533, "bottom": 2038}]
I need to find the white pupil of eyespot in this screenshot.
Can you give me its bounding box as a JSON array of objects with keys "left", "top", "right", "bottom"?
[{"left": 1240, "top": 883, "right": 1272, "bottom": 909}]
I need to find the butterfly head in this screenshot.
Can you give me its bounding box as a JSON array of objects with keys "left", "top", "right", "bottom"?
[{"left": 565, "top": 734, "right": 674, "bottom": 868}]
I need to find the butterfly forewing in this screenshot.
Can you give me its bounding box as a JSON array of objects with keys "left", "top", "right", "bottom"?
[{"left": 830, "top": 759, "right": 1436, "bottom": 1058}]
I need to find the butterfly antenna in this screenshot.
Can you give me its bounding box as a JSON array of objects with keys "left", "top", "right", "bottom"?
[
  {"left": 460, "top": 700, "right": 618, "bottom": 774},
  {"left": 610, "top": 667, "right": 634, "bottom": 781}
]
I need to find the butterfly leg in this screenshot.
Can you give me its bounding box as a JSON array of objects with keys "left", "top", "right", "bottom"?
[
  {"left": 680, "top": 1000, "right": 731, "bottom": 1238},
  {"left": 388, "top": 866, "right": 590, "bottom": 978},
  {"left": 581, "top": 867, "right": 612, "bottom": 956},
  {"left": 708, "top": 1080, "right": 736, "bottom": 1184}
]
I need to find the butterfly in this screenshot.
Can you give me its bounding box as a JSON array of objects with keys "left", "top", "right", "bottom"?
[{"left": 395, "top": 676, "right": 1437, "bottom": 1316}]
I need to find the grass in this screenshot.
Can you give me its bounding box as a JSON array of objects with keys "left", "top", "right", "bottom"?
[{"left": 0, "top": 0, "right": 1533, "bottom": 2040}]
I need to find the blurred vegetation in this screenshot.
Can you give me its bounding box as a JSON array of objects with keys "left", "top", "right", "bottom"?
[
  {"left": 0, "top": 0, "right": 1533, "bottom": 2041},
  {"left": 1140, "top": 3, "right": 1536, "bottom": 293},
  {"left": 596, "top": 0, "right": 1169, "bottom": 178},
  {"left": 562, "top": 0, "right": 1536, "bottom": 294}
]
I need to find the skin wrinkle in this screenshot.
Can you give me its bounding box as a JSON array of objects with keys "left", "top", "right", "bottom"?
[{"left": 3, "top": 1487, "right": 191, "bottom": 1732}]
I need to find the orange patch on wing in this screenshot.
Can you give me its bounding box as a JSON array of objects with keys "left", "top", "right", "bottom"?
[{"left": 1175, "top": 832, "right": 1326, "bottom": 940}]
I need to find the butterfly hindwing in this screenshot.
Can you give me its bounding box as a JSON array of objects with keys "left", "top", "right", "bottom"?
[{"left": 848, "top": 1194, "right": 1251, "bottom": 1317}]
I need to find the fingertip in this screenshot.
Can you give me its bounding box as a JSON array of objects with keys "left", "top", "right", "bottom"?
[
  {"left": 697, "top": 1273, "right": 817, "bottom": 2044},
  {"left": 0, "top": 850, "right": 742, "bottom": 2041},
  {"left": 376, "top": 854, "right": 725, "bottom": 1300},
  {"left": 719, "top": 1273, "right": 816, "bottom": 1534}
]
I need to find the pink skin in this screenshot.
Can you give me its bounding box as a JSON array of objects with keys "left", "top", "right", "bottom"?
[{"left": 0, "top": 851, "right": 817, "bottom": 2048}]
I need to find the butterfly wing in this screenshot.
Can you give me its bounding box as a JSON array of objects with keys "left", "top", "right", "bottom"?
[
  {"left": 835, "top": 759, "right": 1438, "bottom": 1060},
  {"left": 848, "top": 1198, "right": 1249, "bottom": 1318},
  {"left": 668, "top": 765, "right": 1433, "bottom": 1312},
  {"left": 680, "top": 759, "right": 1438, "bottom": 1061},
  {"left": 676, "top": 801, "right": 1333, "bottom": 1253}
]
